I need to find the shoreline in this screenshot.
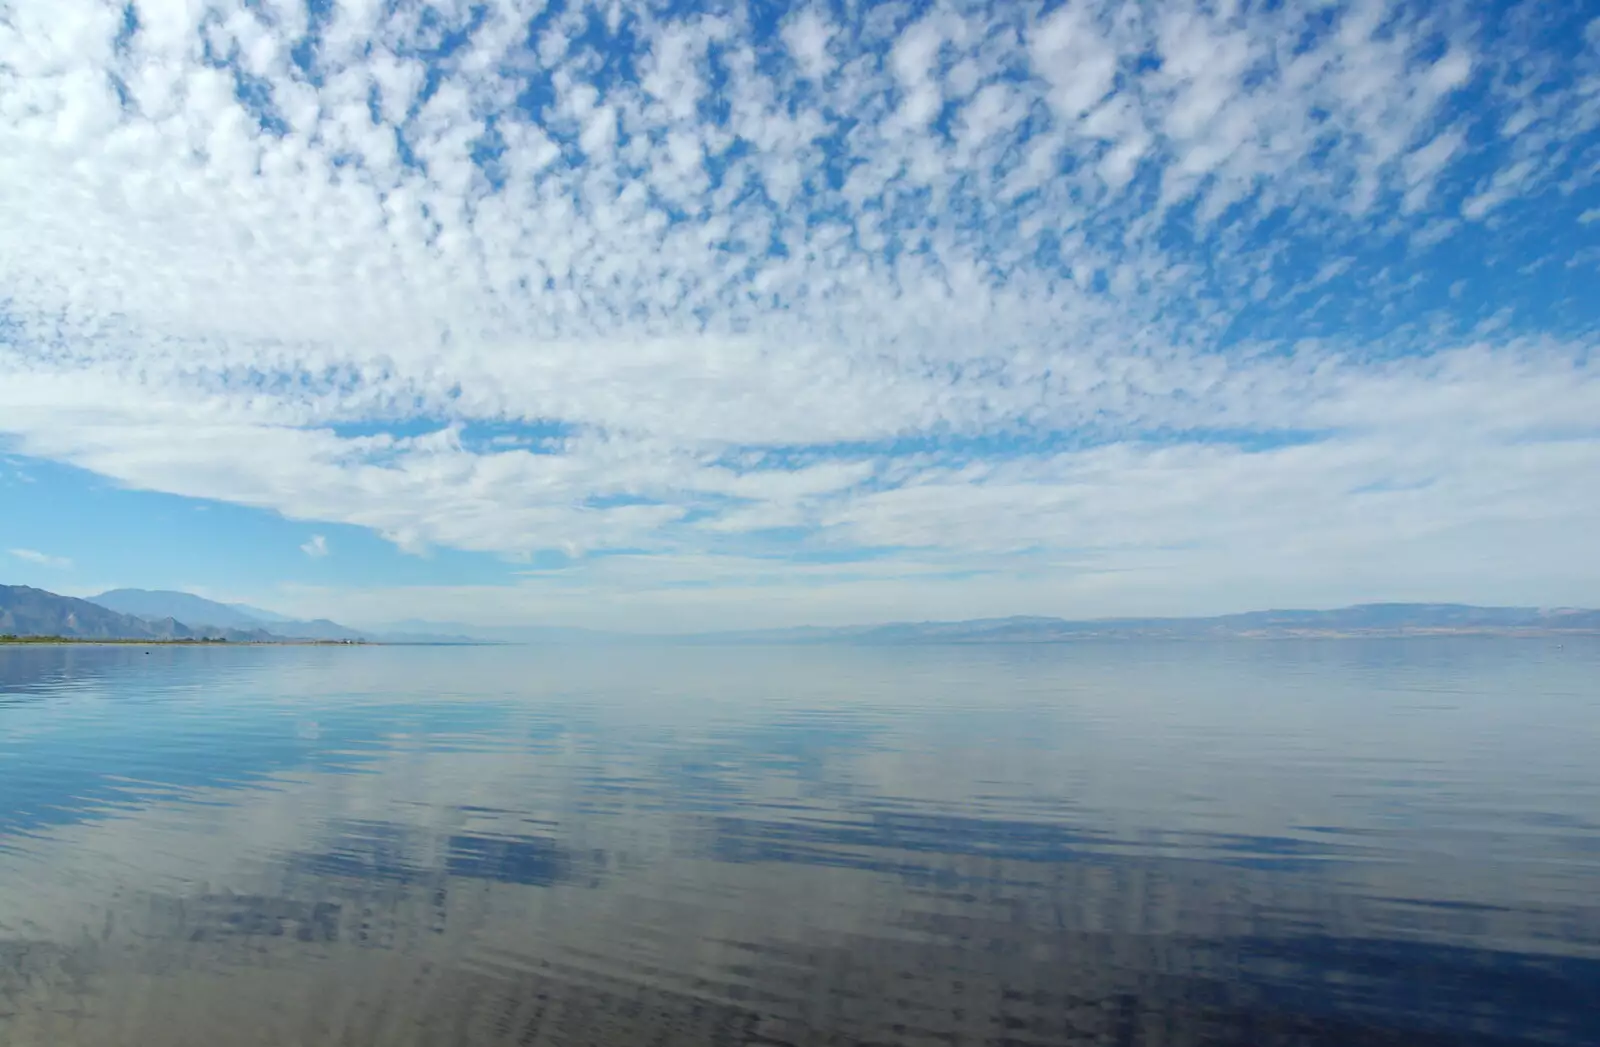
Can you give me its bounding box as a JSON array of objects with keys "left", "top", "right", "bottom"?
[{"left": 0, "top": 636, "right": 372, "bottom": 646}]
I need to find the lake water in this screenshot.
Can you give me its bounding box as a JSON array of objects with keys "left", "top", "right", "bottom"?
[{"left": 0, "top": 640, "right": 1597, "bottom": 1046}]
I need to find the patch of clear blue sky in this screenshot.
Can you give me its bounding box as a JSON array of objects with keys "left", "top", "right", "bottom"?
[
  {"left": 1205, "top": 189, "right": 1600, "bottom": 354},
  {"left": 326, "top": 418, "right": 576, "bottom": 452},
  {"left": 0, "top": 454, "right": 512, "bottom": 599},
  {"left": 323, "top": 421, "right": 1331, "bottom": 461},
  {"left": 708, "top": 430, "right": 1335, "bottom": 481}
]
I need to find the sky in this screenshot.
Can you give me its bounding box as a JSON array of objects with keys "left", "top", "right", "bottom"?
[{"left": 1, "top": 0, "right": 1598, "bottom": 632}]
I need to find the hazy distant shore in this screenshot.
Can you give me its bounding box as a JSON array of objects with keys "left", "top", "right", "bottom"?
[
  {"left": 0, "top": 635, "right": 370, "bottom": 646},
  {"left": 4, "top": 583, "right": 1598, "bottom": 645}
]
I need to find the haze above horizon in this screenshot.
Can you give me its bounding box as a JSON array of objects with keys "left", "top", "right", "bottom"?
[{"left": 3, "top": 0, "right": 1598, "bottom": 631}]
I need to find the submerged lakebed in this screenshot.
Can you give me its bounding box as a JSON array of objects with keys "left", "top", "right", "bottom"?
[{"left": 0, "top": 639, "right": 1596, "bottom": 1045}]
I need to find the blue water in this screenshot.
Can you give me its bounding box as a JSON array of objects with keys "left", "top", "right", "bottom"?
[{"left": 0, "top": 639, "right": 1597, "bottom": 1045}]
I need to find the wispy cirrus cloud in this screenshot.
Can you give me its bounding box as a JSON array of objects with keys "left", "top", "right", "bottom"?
[
  {"left": 300, "top": 535, "right": 330, "bottom": 559},
  {"left": 0, "top": 0, "right": 1597, "bottom": 624},
  {"left": 9, "top": 549, "right": 73, "bottom": 570}
]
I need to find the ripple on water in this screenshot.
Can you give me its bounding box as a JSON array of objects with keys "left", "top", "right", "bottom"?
[{"left": 0, "top": 640, "right": 1596, "bottom": 1045}]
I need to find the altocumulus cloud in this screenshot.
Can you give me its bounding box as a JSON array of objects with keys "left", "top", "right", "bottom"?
[{"left": 1, "top": 0, "right": 1598, "bottom": 626}]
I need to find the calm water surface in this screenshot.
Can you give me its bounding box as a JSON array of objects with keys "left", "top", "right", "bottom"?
[{"left": 0, "top": 640, "right": 1597, "bottom": 1046}]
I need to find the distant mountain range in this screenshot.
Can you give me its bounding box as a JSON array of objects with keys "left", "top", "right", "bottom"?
[
  {"left": 3, "top": 585, "right": 1597, "bottom": 643},
  {"left": 1, "top": 585, "right": 280, "bottom": 641},
  {"left": 90, "top": 589, "right": 368, "bottom": 641},
  {"left": 366, "top": 618, "right": 618, "bottom": 645},
  {"left": 85, "top": 590, "right": 478, "bottom": 644},
  {"left": 700, "top": 604, "right": 1600, "bottom": 643},
  {"left": 0, "top": 586, "right": 478, "bottom": 643}
]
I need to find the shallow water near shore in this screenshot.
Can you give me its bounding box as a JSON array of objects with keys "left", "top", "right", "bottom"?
[{"left": 0, "top": 639, "right": 1597, "bottom": 1045}]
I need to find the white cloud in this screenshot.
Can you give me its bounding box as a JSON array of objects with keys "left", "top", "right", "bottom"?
[
  {"left": 782, "top": 8, "right": 835, "bottom": 82},
  {"left": 1462, "top": 158, "right": 1538, "bottom": 220},
  {"left": 1032, "top": 5, "right": 1117, "bottom": 121},
  {"left": 301, "top": 535, "right": 329, "bottom": 559},
  {"left": 9, "top": 548, "right": 73, "bottom": 570},
  {"left": 0, "top": 0, "right": 1596, "bottom": 626}
]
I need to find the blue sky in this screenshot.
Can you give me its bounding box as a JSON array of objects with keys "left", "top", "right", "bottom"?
[{"left": 1, "top": 0, "right": 1598, "bottom": 630}]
